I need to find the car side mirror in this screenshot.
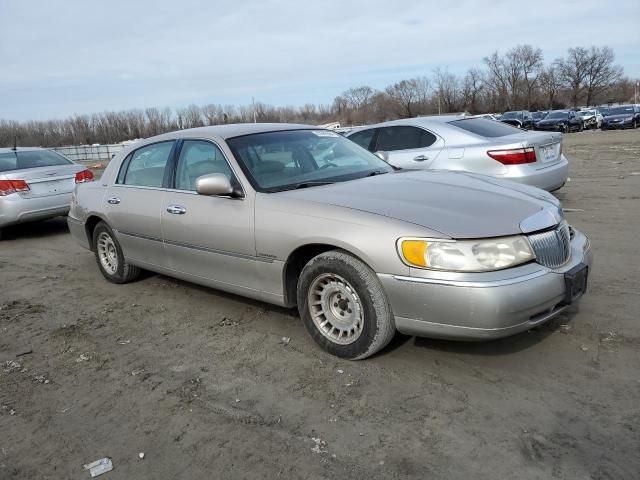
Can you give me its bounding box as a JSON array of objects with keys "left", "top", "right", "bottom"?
[
  {"left": 374, "top": 151, "right": 389, "bottom": 162},
  {"left": 195, "top": 173, "right": 240, "bottom": 197}
]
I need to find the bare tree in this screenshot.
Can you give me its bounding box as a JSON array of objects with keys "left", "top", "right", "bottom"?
[
  {"left": 583, "top": 46, "right": 623, "bottom": 106},
  {"left": 557, "top": 47, "right": 590, "bottom": 107},
  {"left": 483, "top": 51, "right": 511, "bottom": 110},
  {"left": 433, "top": 68, "right": 460, "bottom": 113},
  {"left": 513, "top": 45, "right": 544, "bottom": 110},
  {"left": 385, "top": 77, "right": 428, "bottom": 117},
  {"left": 539, "top": 64, "right": 563, "bottom": 109},
  {"left": 202, "top": 104, "right": 222, "bottom": 125},
  {"left": 462, "top": 68, "right": 484, "bottom": 113},
  {"left": 341, "top": 86, "right": 374, "bottom": 110}
]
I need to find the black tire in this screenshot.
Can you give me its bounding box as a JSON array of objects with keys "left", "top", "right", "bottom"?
[
  {"left": 297, "top": 251, "right": 395, "bottom": 360},
  {"left": 92, "top": 221, "right": 140, "bottom": 284},
  {"left": 578, "top": 122, "right": 584, "bottom": 132},
  {"left": 634, "top": 119, "right": 638, "bottom": 129}
]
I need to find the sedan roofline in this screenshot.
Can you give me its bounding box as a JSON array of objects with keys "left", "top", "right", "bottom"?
[{"left": 142, "top": 123, "right": 318, "bottom": 143}]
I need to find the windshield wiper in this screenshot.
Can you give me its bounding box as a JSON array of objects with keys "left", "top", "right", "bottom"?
[
  {"left": 293, "top": 181, "right": 335, "bottom": 189},
  {"left": 367, "top": 169, "right": 390, "bottom": 177}
]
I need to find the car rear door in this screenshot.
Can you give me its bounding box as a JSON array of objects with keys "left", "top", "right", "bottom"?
[
  {"left": 160, "top": 139, "right": 258, "bottom": 289},
  {"left": 104, "top": 140, "right": 175, "bottom": 268},
  {"left": 374, "top": 126, "right": 444, "bottom": 169}
]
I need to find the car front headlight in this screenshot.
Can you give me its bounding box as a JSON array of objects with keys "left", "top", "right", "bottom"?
[{"left": 399, "top": 236, "right": 535, "bottom": 272}]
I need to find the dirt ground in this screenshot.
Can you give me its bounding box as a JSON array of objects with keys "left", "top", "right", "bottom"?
[{"left": 1, "top": 129, "right": 639, "bottom": 480}]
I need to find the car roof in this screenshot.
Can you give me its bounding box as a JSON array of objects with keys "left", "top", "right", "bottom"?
[
  {"left": 146, "top": 123, "right": 316, "bottom": 143},
  {"left": 346, "top": 115, "right": 461, "bottom": 132}
]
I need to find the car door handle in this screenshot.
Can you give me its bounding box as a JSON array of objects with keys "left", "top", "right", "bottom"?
[
  {"left": 166, "top": 205, "right": 187, "bottom": 215},
  {"left": 413, "top": 155, "right": 429, "bottom": 162},
  {"left": 107, "top": 197, "right": 121, "bottom": 205}
]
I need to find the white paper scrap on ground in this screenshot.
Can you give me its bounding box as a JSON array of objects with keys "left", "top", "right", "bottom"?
[{"left": 83, "top": 457, "right": 113, "bottom": 477}]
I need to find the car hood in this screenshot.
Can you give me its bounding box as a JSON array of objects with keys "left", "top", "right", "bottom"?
[
  {"left": 278, "top": 171, "right": 560, "bottom": 239},
  {"left": 604, "top": 114, "right": 633, "bottom": 121}
]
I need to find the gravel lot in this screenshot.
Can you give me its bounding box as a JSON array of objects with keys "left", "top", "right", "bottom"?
[{"left": 1, "top": 129, "right": 639, "bottom": 479}]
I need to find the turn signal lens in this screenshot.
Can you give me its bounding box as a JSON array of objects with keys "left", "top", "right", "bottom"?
[
  {"left": 401, "top": 240, "right": 428, "bottom": 267},
  {"left": 75, "top": 169, "right": 95, "bottom": 183},
  {"left": 0, "top": 179, "right": 30, "bottom": 196}
]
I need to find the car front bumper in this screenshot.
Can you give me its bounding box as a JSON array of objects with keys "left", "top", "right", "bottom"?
[
  {"left": 378, "top": 228, "right": 592, "bottom": 341},
  {"left": 0, "top": 192, "right": 72, "bottom": 228},
  {"left": 602, "top": 122, "right": 633, "bottom": 129},
  {"left": 535, "top": 124, "right": 564, "bottom": 131}
]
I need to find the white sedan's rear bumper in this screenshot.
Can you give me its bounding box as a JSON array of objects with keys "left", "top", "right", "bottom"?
[{"left": 0, "top": 192, "right": 72, "bottom": 228}]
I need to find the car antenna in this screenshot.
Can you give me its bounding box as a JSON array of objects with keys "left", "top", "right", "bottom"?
[{"left": 11, "top": 136, "right": 17, "bottom": 151}]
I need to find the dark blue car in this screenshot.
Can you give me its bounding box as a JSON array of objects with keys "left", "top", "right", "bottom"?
[{"left": 601, "top": 105, "right": 640, "bottom": 130}]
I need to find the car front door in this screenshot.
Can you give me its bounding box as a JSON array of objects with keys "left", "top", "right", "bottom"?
[
  {"left": 104, "top": 140, "right": 175, "bottom": 268},
  {"left": 374, "top": 126, "right": 444, "bottom": 169},
  {"left": 161, "top": 139, "right": 258, "bottom": 290}
]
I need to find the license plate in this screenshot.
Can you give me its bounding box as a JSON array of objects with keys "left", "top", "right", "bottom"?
[
  {"left": 561, "top": 264, "right": 588, "bottom": 305},
  {"left": 541, "top": 145, "right": 556, "bottom": 162}
]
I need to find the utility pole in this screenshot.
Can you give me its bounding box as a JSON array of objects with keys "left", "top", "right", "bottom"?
[{"left": 635, "top": 81, "right": 639, "bottom": 105}]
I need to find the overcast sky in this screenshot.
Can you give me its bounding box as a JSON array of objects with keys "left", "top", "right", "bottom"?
[{"left": 1, "top": 0, "right": 638, "bottom": 121}]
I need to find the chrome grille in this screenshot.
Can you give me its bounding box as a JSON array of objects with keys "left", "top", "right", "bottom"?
[{"left": 527, "top": 222, "right": 571, "bottom": 269}]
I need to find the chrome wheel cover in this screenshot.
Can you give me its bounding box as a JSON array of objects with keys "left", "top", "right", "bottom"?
[
  {"left": 97, "top": 231, "right": 118, "bottom": 275},
  {"left": 308, "top": 273, "right": 364, "bottom": 345}
]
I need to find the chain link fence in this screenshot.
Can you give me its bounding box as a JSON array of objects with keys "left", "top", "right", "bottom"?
[{"left": 52, "top": 144, "right": 126, "bottom": 163}]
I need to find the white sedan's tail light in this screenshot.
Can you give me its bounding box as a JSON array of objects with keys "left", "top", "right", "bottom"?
[{"left": 0, "top": 179, "right": 30, "bottom": 196}]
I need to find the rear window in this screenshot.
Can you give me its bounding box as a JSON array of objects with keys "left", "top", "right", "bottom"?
[
  {"left": 0, "top": 150, "right": 72, "bottom": 172},
  {"left": 448, "top": 118, "right": 523, "bottom": 138}
]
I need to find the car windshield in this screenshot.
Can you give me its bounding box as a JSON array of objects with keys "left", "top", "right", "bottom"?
[
  {"left": 547, "top": 111, "right": 569, "bottom": 119},
  {"left": 0, "top": 149, "right": 72, "bottom": 172},
  {"left": 608, "top": 106, "right": 634, "bottom": 115},
  {"left": 501, "top": 111, "right": 521, "bottom": 119},
  {"left": 532, "top": 112, "right": 545, "bottom": 119},
  {"left": 579, "top": 111, "right": 593, "bottom": 116},
  {"left": 226, "top": 129, "right": 394, "bottom": 192}
]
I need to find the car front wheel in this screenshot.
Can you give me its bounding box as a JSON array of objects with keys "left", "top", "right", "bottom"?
[
  {"left": 92, "top": 221, "right": 141, "bottom": 284},
  {"left": 297, "top": 250, "right": 395, "bottom": 360}
]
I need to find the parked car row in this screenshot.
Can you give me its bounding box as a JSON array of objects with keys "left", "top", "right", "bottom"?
[
  {"left": 2, "top": 119, "right": 593, "bottom": 360},
  {"left": 498, "top": 105, "right": 640, "bottom": 132}
]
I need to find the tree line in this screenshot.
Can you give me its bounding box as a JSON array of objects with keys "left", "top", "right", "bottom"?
[{"left": 1, "top": 44, "right": 636, "bottom": 147}]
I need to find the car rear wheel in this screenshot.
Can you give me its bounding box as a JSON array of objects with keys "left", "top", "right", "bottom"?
[
  {"left": 297, "top": 250, "right": 395, "bottom": 360},
  {"left": 92, "top": 221, "right": 140, "bottom": 284}
]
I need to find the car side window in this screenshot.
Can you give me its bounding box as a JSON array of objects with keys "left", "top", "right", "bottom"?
[
  {"left": 119, "top": 141, "right": 174, "bottom": 188},
  {"left": 175, "top": 140, "right": 233, "bottom": 191},
  {"left": 348, "top": 129, "right": 376, "bottom": 151},
  {"left": 375, "top": 126, "right": 437, "bottom": 151}
]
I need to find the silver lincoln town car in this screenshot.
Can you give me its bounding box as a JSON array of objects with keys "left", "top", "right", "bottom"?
[{"left": 68, "top": 123, "right": 592, "bottom": 360}]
